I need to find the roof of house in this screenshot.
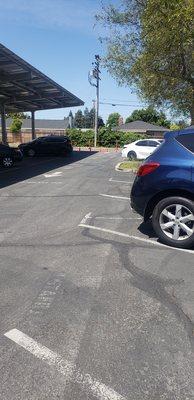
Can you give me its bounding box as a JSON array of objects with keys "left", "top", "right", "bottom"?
[
  {"left": 115, "top": 120, "right": 169, "bottom": 132},
  {"left": 3, "top": 118, "right": 69, "bottom": 130}
]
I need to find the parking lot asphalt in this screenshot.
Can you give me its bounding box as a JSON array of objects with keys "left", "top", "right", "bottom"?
[{"left": 0, "top": 151, "right": 194, "bottom": 400}]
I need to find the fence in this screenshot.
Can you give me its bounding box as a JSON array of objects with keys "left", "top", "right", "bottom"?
[{"left": 1, "top": 130, "right": 66, "bottom": 144}]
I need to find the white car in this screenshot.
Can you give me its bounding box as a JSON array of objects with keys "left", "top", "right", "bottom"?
[{"left": 122, "top": 139, "right": 162, "bottom": 160}]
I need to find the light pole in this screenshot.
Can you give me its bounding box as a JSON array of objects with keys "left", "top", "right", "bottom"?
[{"left": 88, "top": 55, "right": 101, "bottom": 147}]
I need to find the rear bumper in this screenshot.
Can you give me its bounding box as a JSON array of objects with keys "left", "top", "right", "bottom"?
[
  {"left": 130, "top": 196, "right": 145, "bottom": 216},
  {"left": 130, "top": 177, "right": 152, "bottom": 218}
]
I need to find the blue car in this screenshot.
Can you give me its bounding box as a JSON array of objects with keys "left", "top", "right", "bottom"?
[{"left": 131, "top": 127, "right": 194, "bottom": 249}]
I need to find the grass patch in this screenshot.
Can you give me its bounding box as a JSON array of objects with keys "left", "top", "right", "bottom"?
[{"left": 119, "top": 160, "right": 141, "bottom": 172}]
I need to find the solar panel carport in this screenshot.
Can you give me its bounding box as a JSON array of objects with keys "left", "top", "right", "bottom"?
[{"left": 0, "top": 43, "right": 84, "bottom": 143}]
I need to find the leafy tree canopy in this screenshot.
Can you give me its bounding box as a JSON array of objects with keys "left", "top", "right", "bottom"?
[
  {"left": 74, "top": 110, "right": 85, "bottom": 128},
  {"left": 125, "top": 106, "right": 171, "bottom": 127},
  {"left": 97, "top": 0, "right": 194, "bottom": 123},
  {"left": 73, "top": 108, "right": 104, "bottom": 129},
  {"left": 106, "top": 112, "right": 121, "bottom": 128},
  {"left": 6, "top": 112, "right": 28, "bottom": 119}
]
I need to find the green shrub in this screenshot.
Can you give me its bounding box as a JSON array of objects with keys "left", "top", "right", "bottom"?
[
  {"left": 118, "top": 131, "right": 147, "bottom": 147},
  {"left": 66, "top": 128, "right": 147, "bottom": 148},
  {"left": 10, "top": 118, "right": 22, "bottom": 133},
  {"left": 66, "top": 128, "right": 94, "bottom": 147}
]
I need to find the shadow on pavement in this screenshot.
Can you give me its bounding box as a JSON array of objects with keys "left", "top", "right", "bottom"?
[
  {"left": 137, "top": 220, "right": 157, "bottom": 239},
  {"left": 0, "top": 151, "right": 97, "bottom": 189}
]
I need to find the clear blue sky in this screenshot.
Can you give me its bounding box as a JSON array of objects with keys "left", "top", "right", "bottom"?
[{"left": 0, "top": 0, "right": 143, "bottom": 122}]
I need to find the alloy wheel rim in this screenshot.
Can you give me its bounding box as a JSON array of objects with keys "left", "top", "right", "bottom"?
[
  {"left": 159, "top": 204, "right": 194, "bottom": 241},
  {"left": 3, "top": 157, "right": 13, "bottom": 167}
]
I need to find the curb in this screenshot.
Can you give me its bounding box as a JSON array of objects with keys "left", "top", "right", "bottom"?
[{"left": 115, "top": 162, "right": 136, "bottom": 173}]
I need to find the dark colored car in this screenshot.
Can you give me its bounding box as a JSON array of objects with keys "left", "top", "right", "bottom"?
[
  {"left": 131, "top": 127, "right": 194, "bottom": 249},
  {"left": 19, "top": 135, "right": 73, "bottom": 157},
  {"left": 0, "top": 143, "right": 23, "bottom": 168}
]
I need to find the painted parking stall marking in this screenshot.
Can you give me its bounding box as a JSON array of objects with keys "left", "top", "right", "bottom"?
[
  {"left": 80, "top": 213, "right": 141, "bottom": 222},
  {"left": 44, "top": 171, "right": 62, "bottom": 178},
  {"left": 99, "top": 194, "right": 130, "bottom": 200},
  {"left": 5, "top": 329, "right": 127, "bottom": 400},
  {"left": 79, "top": 212, "right": 92, "bottom": 225},
  {"left": 109, "top": 178, "right": 134, "bottom": 184},
  {"left": 79, "top": 222, "right": 194, "bottom": 255},
  {"left": 29, "top": 273, "right": 65, "bottom": 316}
]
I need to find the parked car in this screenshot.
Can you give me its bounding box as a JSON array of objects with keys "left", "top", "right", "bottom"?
[
  {"left": 122, "top": 139, "right": 162, "bottom": 160},
  {"left": 0, "top": 144, "right": 23, "bottom": 168},
  {"left": 131, "top": 127, "right": 194, "bottom": 249},
  {"left": 19, "top": 135, "right": 73, "bottom": 157}
]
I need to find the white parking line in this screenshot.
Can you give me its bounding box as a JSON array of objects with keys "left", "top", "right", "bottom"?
[
  {"left": 25, "top": 181, "right": 63, "bottom": 184},
  {"left": 80, "top": 213, "right": 140, "bottom": 222},
  {"left": 109, "top": 178, "right": 133, "bottom": 184},
  {"left": 79, "top": 223, "right": 194, "bottom": 254},
  {"left": 95, "top": 216, "right": 142, "bottom": 220},
  {"left": 100, "top": 194, "right": 130, "bottom": 200},
  {"left": 5, "top": 329, "right": 126, "bottom": 400},
  {"left": 80, "top": 212, "right": 92, "bottom": 224},
  {"left": 44, "top": 171, "right": 62, "bottom": 178}
]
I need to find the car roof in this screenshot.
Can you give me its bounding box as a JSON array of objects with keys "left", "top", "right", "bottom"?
[{"left": 165, "top": 126, "right": 194, "bottom": 139}]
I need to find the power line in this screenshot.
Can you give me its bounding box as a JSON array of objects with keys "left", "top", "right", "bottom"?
[
  {"left": 102, "top": 98, "right": 141, "bottom": 103},
  {"left": 99, "top": 102, "right": 140, "bottom": 107}
]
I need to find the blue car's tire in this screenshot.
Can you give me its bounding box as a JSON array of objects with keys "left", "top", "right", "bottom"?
[{"left": 152, "top": 196, "right": 194, "bottom": 249}]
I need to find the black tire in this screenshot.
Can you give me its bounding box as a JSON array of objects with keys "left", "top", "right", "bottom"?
[
  {"left": 2, "top": 156, "right": 14, "bottom": 168},
  {"left": 27, "top": 148, "right": 36, "bottom": 157},
  {"left": 152, "top": 196, "right": 194, "bottom": 249},
  {"left": 127, "top": 151, "right": 137, "bottom": 160}
]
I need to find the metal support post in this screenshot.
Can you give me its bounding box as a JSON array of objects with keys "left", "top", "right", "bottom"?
[
  {"left": 31, "top": 111, "right": 36, "bottom": 140},
  {"left": 1, "top": 104, "right": 7, "bottom": 144}
]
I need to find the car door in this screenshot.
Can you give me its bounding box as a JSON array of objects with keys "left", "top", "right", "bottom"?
[
  {"left": 135, "top": 140, "right": 150, "bottom": 159},
  {"left": 46, "top": 137, "right": 63, "bottom": 154},
  {"left": 38, "top": 137, "right": 54, "bottom": 154}
]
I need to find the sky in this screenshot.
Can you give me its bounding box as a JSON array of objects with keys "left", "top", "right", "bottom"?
[{"left": 0, "top": 0, "right": 144, "bottom": 122}]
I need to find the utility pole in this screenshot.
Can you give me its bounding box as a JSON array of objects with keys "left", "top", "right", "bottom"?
[{"left": 88, "top": 55, "right": 101, "bottom": 147}]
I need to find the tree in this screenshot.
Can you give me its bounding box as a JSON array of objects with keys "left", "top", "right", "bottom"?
[
  {"left": 106, "top": 112, "right": 121, "bottom": 128},
  {"left": 84, "top": 107, "right": 92, "bottom": 128},
  {"left": 98, "top": 116, "right": 105, "bottom": 128},
  {"left": 6, "top": 112, "right": 28, "bottom": 134},
  {"left": 9, "top": 118, "right": 22, "bottom": 133},
  {"left": 97, "top": 0, "right": 194, "bottom": 124},
  {"left": 6, "top": 112, "right": 28, "bottom": 119},
  {"left": 74, "top": 110, "right": 84, "bottom": 128},
  {"left": 89, "top": 107, "right": 95, "bottom": 128},
  {"left": 125, "top": 106, "right": 171, "bottom": 127},
  {"left": 68, "top": 110, "right": 74, "bottom": 128}
]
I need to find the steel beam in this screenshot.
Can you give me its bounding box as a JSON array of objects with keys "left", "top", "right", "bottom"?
[
  {"left": 0, "top": 71, "right": 32, "bottom": 83},
  {"left": 1, "top": 104, "right": 7, "bottom": 144}
]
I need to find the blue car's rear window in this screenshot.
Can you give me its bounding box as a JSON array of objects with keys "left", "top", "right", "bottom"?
[{"left": 176, "top": 133, "right": 194, "bottom": 153}]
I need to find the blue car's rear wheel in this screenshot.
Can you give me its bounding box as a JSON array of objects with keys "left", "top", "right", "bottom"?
[{"left": 152, "top": 196, "right": 194, "bottom": 249}]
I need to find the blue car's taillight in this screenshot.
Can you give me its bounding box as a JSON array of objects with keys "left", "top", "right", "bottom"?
[{"left": 137, "top": 162, "right": 160, "bottom": 177}]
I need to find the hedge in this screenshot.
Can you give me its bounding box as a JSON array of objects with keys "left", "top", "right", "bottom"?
[{"left": 66, "top": 128, "right": 146, "bottom": 148}]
